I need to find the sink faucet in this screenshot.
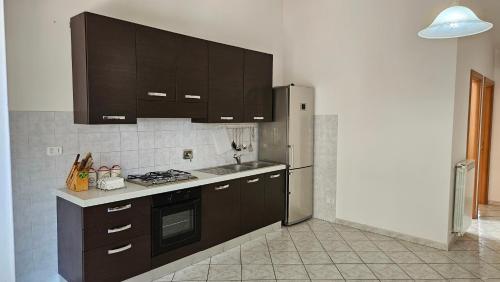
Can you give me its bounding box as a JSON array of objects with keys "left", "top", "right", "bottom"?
[{"left": 233, "top": 153, "right": 242, "bottom": 165}]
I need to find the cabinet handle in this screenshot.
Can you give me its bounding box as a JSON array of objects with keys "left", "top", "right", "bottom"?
[
  {"left": 220, "top": 116, "right": 234, "bottom": 121},
  {"left": 108, "top": 224, "right": 132, "bottom": 234},
  {"left": 269, "top": 174, "right": 281, "bottom": 179},
  {"left": 185, "top": 95, "right": 201, "bottom": 99},
  {"left": 253, "top": 116, "right": 264, "bottom": 120},
  {"left": 107, "top": 203, "right": 131, "bottom": 213},
  {"left": 103, "top": 115, "right": 125, "bottom": 120},
  {"left": 215, "top": 184, "right": 230, "bottom": 190},
  {"left": 247, "top": 178, "right": 260, "bottom": 183},
  {"left": 147, "top": 92, "right": 167, "bottom": 97},
  {"left": 107, "top": 243, "right": 132, "bottom": 255}
]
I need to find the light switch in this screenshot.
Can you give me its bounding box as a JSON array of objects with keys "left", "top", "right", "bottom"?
[{"left": 46, "top": 146, "right": 63, "bottom": 156}]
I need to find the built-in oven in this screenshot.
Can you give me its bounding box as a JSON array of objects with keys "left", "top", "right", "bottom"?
[{"left": 151, "top": 187, "right": 201, "bottom": 257}]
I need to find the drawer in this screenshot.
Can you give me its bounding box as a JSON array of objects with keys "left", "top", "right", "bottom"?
[
  {"left": 84, "top": 235, "right": 151, "bottom": 282},
  {"left": 84, "top": 211, "right": 150, "bottom": 251},
  {"left": 84, "top": 197, "right": 151, "bottom": 229}
]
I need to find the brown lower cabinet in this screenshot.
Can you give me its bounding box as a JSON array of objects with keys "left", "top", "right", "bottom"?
[
  {"left": 57, "top": 170, "right": 285, "bottom": 281},
  {"left": 57, "top": 197, "right": 151, "bottom": 282},
  {"left": 201, "top": 179, "right": 241, "bottom": 247}
]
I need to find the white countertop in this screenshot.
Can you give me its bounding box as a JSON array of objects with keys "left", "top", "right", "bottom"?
[{"left": 55, "top": 164, "right": 287, "bottom": 207}]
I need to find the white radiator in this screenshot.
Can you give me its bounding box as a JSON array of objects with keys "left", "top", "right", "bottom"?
[{"left": 453, "top": 160, "right": 475, "bottom": 235}]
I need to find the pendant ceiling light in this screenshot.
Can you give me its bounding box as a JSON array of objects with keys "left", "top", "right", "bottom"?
[{"left": 418, "top": 6, "right": 493, "bottom": 39}]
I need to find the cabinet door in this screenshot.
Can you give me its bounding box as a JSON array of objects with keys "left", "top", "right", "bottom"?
[
  {"left": 85, "top": 13, "right": 137, "bottom": 124},
  {"left": 244, "top": 50, "right": 273, "bottom": 122},
  {"left": 202, "top": 180, "right": 241, "bottom": 248},
  {"left": 265, "top": 171, "right": 285, "bottom": 225},
  {"left": 136, "top": 26, "right": 180, "bottom": 117},
  {"left": 177, "top": 36, "right": 208, "bottom": 104},
  {"left": 240, "top": 174, "right": 266, "bottom": 234},
  {"left": 208, "top": 43, "right": 244, "bottom": 123}
]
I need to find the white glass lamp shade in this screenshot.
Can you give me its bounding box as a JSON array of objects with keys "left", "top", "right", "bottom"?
[{"left": 418, "top": 6, "right": 493, "bottom": 39}]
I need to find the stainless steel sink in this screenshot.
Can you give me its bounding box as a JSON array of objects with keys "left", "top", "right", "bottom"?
[
  {"left": 197, "top": 161, "right": 278, "bottom": 175},
  {"left": 241, "top": 161, "right": 276, "bottom": 169}
]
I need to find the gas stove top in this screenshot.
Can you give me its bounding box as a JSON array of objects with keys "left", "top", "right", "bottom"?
[{"left": 127, "top": 170, "right": 197, "bottom": 187}]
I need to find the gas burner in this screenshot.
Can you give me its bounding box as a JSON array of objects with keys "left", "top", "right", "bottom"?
[{"left": 127, "top": 169, "right": 197, "bottom": 187}]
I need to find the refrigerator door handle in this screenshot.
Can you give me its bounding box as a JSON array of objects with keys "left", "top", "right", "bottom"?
[{"left": 288, "top": 145, "right": 294, "bottom": 168}]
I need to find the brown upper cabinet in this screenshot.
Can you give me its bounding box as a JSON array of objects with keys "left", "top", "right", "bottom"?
[
  {"left": 244, "top": 50, "right": 273, "bottom": 122},
  {"left": 136, "top": 28, "right": 208, "bottom": 119},
  {"left": 70, "top": 12, "right": 272, "bottom": 124},
  {"left": 206, "top": 43, "right": 245, "bottom": 123},
  {"left": 71, "top": 12, "right": 137, "bottom": 124}
]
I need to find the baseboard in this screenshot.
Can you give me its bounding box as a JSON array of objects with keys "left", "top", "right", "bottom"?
[
  {"left": 488, "top": 200, "right": 500, "bottom": 205},
  {"left": 335, "top": 218, "right": 448, "bottom": 251},
  {"left": 124, "top": 221, "right": 282, "bottom": 282}
]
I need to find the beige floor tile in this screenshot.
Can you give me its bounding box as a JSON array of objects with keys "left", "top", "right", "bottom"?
[
  {"left": 328, "top": 251, "right": 363, "bottom": 263},
  {"left": 459, "top": 263, "right": 500, "bottom": 279},
  {"left": 305, "top": 265, "right": 343, "bottom": 279},
  {"left": 299, "top": 251, "right": 333, "bottom": 264},
  {"left": 372, "top": 240, "right": 408, "bottom": 252},
  {"left": 429, "top": 264, "right": 477, "bottom": 279},
  {"left": 414, "top": 251, "right": 456, "bottom": 263},
  {"left": 210, "top": 247, "right": 241, "bottom": 265},
  {"left": 270, "top": 251, "right": 302, "bottom": 265},
  {"left": 356, "top": 251, "right": 392, "bottom": 263},
  {"left": 385, "top": 251, "right": 423, "bottom": 263},
  {"left": 347, "top": 241, "right": 380, "bottom": 252},
  {"left": 294, "top": 239, "right": 325, "bottom": 252},
  {"left": 173, "top": 264, "right": 209, "bottom": 281},
  {"left": 241, "top": 250, "right": 272, "bottom": 265},
  {"left": 208, "top": 264, "right": 241, "bottom": 281},
  {"left": 336, "top": 264, "right": 376, "bottom": 280},
  {"left": 268, "top": 240, "right": 297, "bottom": 252},
  {"left": 367, "top": 264, "right": 410, "bottom": 280},
  {"left": 398, "top": 263, "right": 443, "bottom": 279},
  {"left": 320, "top": 240, "right": 352, "bottom": 252},
  {"left": 273, "top": 264, "right": 309, "bottom": 280},
  {"left": 242, "top": 264, "right": 275, "bottom": 280}
]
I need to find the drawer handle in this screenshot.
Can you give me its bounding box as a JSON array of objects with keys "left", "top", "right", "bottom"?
[
  {"left": 107, "top": 243, "right": 132, "bottom": 255},
  {"left": 215, "top": 184, "right": 230, "bottom": 191},
  {"left": 107, "top": 204, "right": 131, "bottom": 213},
  {"left": 220, "top": 116, "right": 234, "bottom": 121},
  {"left": 103, "top": 115, "right": 125, "bottom": 120},
  {"left": 108, "top": 224, "right": 132, "bottom": 234},
  {"left": 247, "top": 178, "right": 260, "bottom": 183},
  {"left": 148, "top": 92, "right": 167, "bottom": 97},
  {"left": 253, "top": 116, "right": 264, "bottom": 120},
  {"left": 185, "top": 95, "right": 201, "bottom": 99},
  {"left": 270, "top": 174, "right": 281, "bottom": 179}
]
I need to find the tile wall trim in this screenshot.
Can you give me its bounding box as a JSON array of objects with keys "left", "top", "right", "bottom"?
[{"left": 335, "top": 218, "right": 448, "bottom": 251}]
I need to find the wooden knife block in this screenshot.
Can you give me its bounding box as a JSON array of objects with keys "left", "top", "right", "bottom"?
[{"left": 66, "top": 162, "right": 89, "bottom": 192}]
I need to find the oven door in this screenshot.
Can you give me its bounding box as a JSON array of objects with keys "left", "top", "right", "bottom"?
[{"left": 152, "top": 198, "right": 201, "bottom": 256}]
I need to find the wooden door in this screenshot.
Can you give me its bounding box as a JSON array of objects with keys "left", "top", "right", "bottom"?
[
  {"left": 467, "top": 71, "right": 483, "bottom": 219},
  {"left": 264, "top": 170, "right": 285, "bottom": 225},
  {"left": 84, "top": 13, "right": 137, "bottom": 124},
  {"left": 243, "top": 50, "right": 273, "bottom": 122},
  {"left": 136, "top": 26, "right": 180, "bottom": 117},
  {"left": 478, "top": 79, "right": 495, "bottom": 205},
  {"left": 240, "top": 174, "right": 266, "bottom": 234},
  {"left": 208, "top": 43, "right": 244, "bottom": 123},
  {"left": 201, "top": 180, "right": 241, "bottom": 248}
]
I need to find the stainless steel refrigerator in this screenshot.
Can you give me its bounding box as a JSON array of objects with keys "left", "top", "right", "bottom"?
[{"left": 259, "top": 85, "right": 314, "bottom": 225}]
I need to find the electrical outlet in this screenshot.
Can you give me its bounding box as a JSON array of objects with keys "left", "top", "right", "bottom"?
[
  {"left": 46, "top": 146, "right": 63, "bottom": 156},
  {"left": 183, "top": 149, "right": 193, "bottom": 161}
]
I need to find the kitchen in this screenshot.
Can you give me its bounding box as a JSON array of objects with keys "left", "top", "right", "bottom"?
[{"left": 4, "top": 1, "right": 500, "bottom": 282}]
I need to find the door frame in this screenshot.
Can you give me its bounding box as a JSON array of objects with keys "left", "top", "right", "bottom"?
[{"left": 467, "top": 70, "right": 495, "bottom": 219}]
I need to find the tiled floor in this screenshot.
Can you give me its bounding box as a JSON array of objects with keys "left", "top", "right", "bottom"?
[{"left": 155, "top": 204, "right": 500, "bottom": 281}]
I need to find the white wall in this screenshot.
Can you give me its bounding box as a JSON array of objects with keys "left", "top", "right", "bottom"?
[
  {"left": 5, "top": 0, "right": 284, "bottom": 111},
  {"left": 283, "top": 0, "right": 460, "bottom": 246},
  {"left": 490, "top": 49, "right": 500, "bottom": 202},
  {"left": 0, "top": 0, "right": 16, "bottom": 279}
]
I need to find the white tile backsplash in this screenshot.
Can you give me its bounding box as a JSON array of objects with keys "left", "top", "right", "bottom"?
[{"left": 9, "top": 111, "right": 258, "bottom": 281}]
